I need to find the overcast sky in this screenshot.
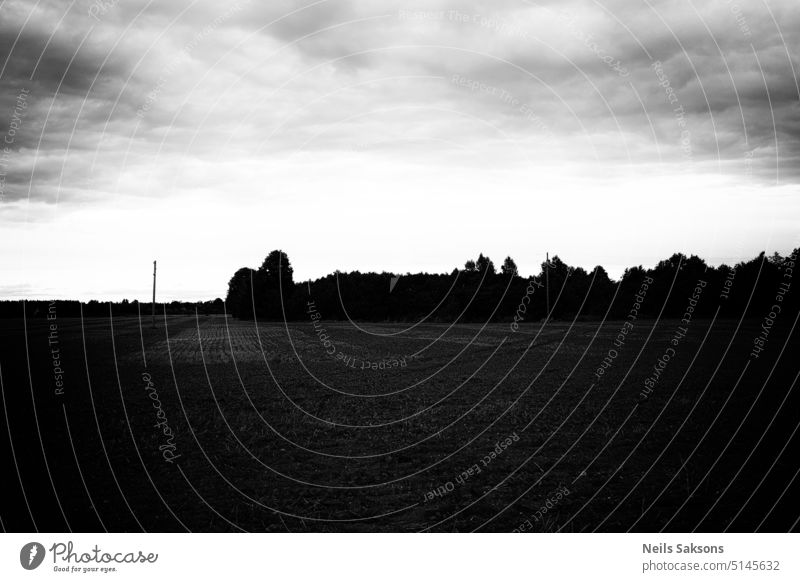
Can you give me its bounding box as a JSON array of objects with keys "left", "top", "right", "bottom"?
[{"left": 1, "top": 0, "right": 799, "bottom": 300}]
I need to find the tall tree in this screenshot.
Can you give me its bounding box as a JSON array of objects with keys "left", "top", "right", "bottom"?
[
  {"left": 501, "top": 256, "right": 518, "bottom": 276},
  {"left": 255, "top": 250, "right": 295, "bottom": 319},
  {"left": 225, "top": 267, "right": 256, "bottom": 319},
  {"left": 476, "top": 253, "right": 495, "bottom": 275},
  {"left": 259, "top": 250, "right": 294, "bottom": 289}
]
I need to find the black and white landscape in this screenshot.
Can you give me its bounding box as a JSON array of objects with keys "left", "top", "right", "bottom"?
[{"left": 1, "top": 0, "right": 799, "bottom": 533}]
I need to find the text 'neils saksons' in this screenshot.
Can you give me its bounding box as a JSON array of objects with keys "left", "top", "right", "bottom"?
[{"left": 643, "top": 543, "right": 724, "bottom": 554}]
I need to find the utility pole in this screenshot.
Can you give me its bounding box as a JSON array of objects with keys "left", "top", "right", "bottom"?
[
  {"left": 545, "top": 252, "right": 550, "bottom": 320},
  {"left": 152, "top": 260, "right": 157, "bottom": 328}
]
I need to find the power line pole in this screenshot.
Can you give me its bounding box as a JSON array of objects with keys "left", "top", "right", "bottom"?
[
  {"left": 545, "top": 252, "right": 550, "bottom": 320},
  {"left": 152, "top": 260, "right": 157, "bottom": 328}
]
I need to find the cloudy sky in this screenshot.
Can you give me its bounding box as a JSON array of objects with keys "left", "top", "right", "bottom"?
[{"left": 1, "top": 0, "right": 798, "bottom": 300}]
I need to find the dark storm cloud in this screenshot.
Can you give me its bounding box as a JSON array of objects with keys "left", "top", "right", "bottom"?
[
  {"left": 0, "top": 0, "right": 248, "bottom": 203},
  {"left": 0, "top": 2, "right": 136, "bottom": 96},
  {"left": 1, "top": 0, "right": 799, "bottom": 208},
  {"left": 427, "top": 0, "right": 800, "bottom": 178},
  {"left": 0, "top": 1, "right": 141, "bottom": 205}
]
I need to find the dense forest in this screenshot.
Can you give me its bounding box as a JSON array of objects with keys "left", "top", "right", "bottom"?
[
  {"left": 223, "top": 248, "right": 798, "bottom": 323},
  {"left": 2, "top": 247, "right": 796, "bottom": 322}
]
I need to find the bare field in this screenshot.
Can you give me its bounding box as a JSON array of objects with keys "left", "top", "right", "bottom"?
[{"left": 1, "top": 315, "right": 798, "bottom": 532}]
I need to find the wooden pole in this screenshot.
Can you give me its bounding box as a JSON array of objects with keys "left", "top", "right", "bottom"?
[
  {"left": 545, "top": 252, "right": 550, "bottom": 320},
  {"left": 152, "top": 260, "right": 157, "bottom": 328}
]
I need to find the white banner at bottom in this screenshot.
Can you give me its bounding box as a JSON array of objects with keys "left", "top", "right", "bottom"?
[{"left": 1, "top": 533, "right": 797, "bottom": 581}]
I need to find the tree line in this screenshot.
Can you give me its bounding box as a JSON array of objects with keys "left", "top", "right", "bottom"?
[
  {"left": 2, "top": 247, "right": 795, "bottom": 321},
  {"left": 223, "top": 248, "right": 798, "bottom": 323}
]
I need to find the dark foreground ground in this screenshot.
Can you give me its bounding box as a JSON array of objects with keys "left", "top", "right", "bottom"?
[{"left": 0, "top": 311, "right": 798, "bottom": 532}]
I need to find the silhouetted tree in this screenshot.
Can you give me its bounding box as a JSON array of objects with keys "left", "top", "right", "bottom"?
[
  {"left": 464, "top": 260, "right": 476, "bottom": 272},
  {"left": 226, "top": 267, "right": 257, "bottom": 319},
  {"left": 584, "top": 265, "right": 614, "bottom": 317},
  {"left": 260, "top": 250, "right": 294, "bottom": 286},
  {"left": 476, "top": 253, "right": 495, "bottom": 275},
  {"left": 501, "top": 256, "right": 518, "bottom": 276},
  {"left": 255, "top": 250, "right": 295, "bottom": 319}
]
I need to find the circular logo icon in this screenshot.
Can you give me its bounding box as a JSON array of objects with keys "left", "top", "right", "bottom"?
[{"left": 20, "top": 542, "right": 46, "bottom": 570}]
